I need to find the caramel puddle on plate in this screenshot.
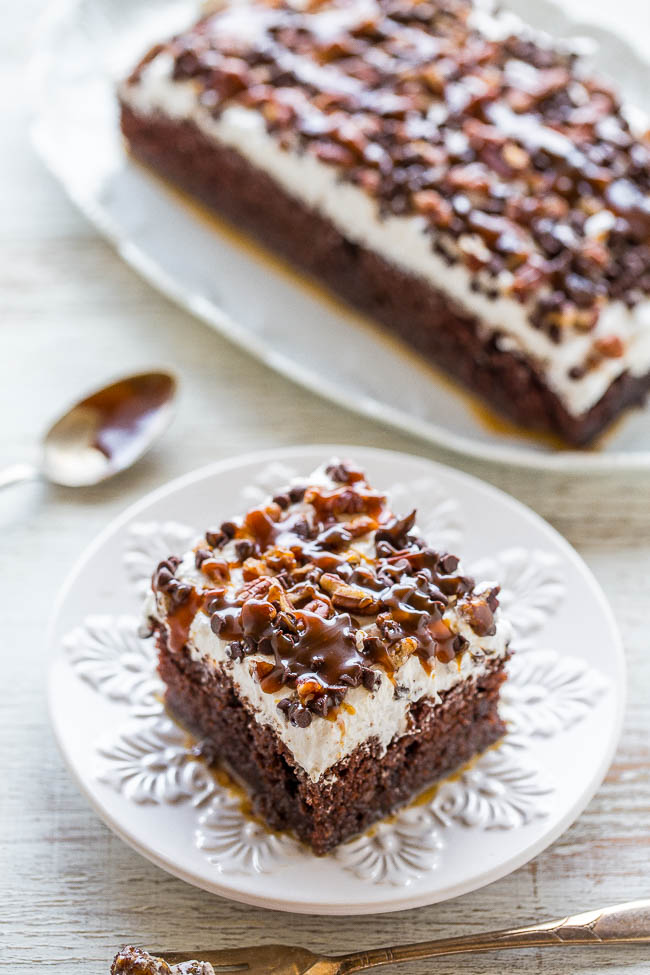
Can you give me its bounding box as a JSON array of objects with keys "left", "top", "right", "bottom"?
[
  {"left": 467, "top": 401, "right": 569, "bottom": 451},
  {"left": 163, "top": 701, "right": 290, "bottom": 837},
  {"left": 468, "top": 397, "right": 636, "bottom": 451},
  {"left": 367, "top": 741, "right": 501, "bottom": 834},
  {"left": 127, "top": 154, "right": 615, "bottom": 453}
]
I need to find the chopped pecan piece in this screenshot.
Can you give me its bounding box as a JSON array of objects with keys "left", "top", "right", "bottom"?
[
  {"left": 594, "top": 335, "right": 624, "bottom": 358},
  {"left": 319, "top": 573, "right": 381, "bottom": 613}
]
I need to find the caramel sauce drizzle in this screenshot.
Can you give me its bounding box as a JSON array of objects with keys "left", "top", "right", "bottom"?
[{"left": 153, "top": 462, "right": 500, "bottom": 725}]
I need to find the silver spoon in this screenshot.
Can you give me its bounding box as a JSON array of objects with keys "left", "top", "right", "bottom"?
[{"left": 1, "top": 371, "right": 177, "bottom": 489}]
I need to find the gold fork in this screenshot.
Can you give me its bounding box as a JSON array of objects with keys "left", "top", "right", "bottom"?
[{"left": 162, "top": 899, "right": 650, "bottom": 973}]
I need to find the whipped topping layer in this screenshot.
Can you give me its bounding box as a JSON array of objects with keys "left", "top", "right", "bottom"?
[
  {"left": 148, "top": 461, "right": 511, "bottom": 781},
  {"left": 121, "top": 0, "right": 650, "bottom": 418}
]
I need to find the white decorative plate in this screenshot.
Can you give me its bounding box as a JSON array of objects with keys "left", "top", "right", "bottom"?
[
  {"left": 29, "top": 0, "right": 650, "bottom": 472},
  {"left": 48, "top": 446, "right": 625, "bottom": 914}
]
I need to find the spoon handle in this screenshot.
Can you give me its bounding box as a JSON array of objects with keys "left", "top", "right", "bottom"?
[
  {"left": 337, "top": 900, "right": 650, "bottom": 972},
  {"left": 0, "top": 463, "right": 40, "bottom": 489}
]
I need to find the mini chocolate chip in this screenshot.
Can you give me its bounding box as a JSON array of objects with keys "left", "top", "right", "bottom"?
[
  {"left": 277, "top": 697, "right": 292, "bottom": 715},
  {"left": 438, "top": 553, "right": 460, "bottom": 574},
  {"left": 453, "top": 634, "right": 469, "bottom": 653},
  {"left": 155, "top": 566, "right": 173, "bottom": 588},
  {"left": 272, "top": 492, "right": 291, "bottom": 509},
  {"left": 225, "top": 641, "right": 246, "bottom": 662},
  {"left": 205, "top": 529, "right": 227, "bottom": 548},
  {"left": 291, "top": 519, "right": 311, "bottom": 539},
  {"left": 339, "top": 663, "right": 363, "bottom": 686},
  {"left": 195, "top": 548, "right": 212, "bottom": 569},
  {"left": 211, "top": 614, "right": 228, "bottom": 636},
  {"left": 220, "top": 521, "right": 237, "bottom": 538},
  {"left": 235, "top": 539, "right": 255, "bottom": 561},
  {"left": 152, "top": 556, "right": 181, "bottom": 592},
  {"left": 288, "top": 485, "right": 306, "bottom": 503},
  {"left": 310, "top": 695, "right": 331, "bottom": 717},
  {"left": 361, "top": 666, "right": 381, "bottom": 691},
  {"left": 289, "top": 702, "right": 312, "bottom": 727},
  {"left": 324, "top": 461, "right": 363, "bottom": 484},
  {"left": 485, "top": 586, "right": 500, "bottom": 612},
  {"left": 167, "top": 580, "right": 192, "bottom": 607},
  {"left": 325, "top": 462, "right": 348, "bottom": 482}
]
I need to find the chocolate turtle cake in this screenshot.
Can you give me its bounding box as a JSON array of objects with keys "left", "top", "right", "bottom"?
[
  {"left": 142, "top": 461, "right": 511, "bottom": 854},
  {"left": 119, "top": 0, "right": 650, "bottom": 445}
]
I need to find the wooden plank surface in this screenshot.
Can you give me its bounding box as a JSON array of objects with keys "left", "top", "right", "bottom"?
[{"left": 2, "top": 1, "right": 649, "bottom": 971}]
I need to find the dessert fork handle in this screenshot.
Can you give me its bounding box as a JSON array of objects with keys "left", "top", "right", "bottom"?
[{"left": 336, "top": 900, "right": 650, "bottom": 972}]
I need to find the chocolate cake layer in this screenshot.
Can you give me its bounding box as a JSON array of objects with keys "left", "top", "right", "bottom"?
[
  {"left": 120, "top": 104, "right": 650, "bottom": 445},
  {"left": 158, "top": 628, "right": 507, "bottom": 854}
]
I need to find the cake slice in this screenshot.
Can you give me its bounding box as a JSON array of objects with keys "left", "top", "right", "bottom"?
[
  {"left": 145, "top": 461, "right": 511, "bottom": 854},
  {"left": 118, "top": 0, "right": 650, "bottom": 446}
]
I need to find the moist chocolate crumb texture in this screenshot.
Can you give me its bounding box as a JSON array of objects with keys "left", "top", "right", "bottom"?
[
  {"left": 144, "top": 461, "right": 512, "bottom": 853},
  {"left": 119, "top": 0, "right": 650, "bottom": 444}
]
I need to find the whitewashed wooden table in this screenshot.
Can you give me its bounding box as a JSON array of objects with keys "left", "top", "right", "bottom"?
[{"left": 2, "top": 1, "right": 649, "bottom": 971}]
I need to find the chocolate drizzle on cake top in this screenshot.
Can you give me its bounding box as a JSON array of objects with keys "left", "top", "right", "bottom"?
[
  {"left": 152, "top": 461, "right": 502, "bottom": 725},
  {"left": 128, "top": 0, "right": 650, "bottom": 381}
]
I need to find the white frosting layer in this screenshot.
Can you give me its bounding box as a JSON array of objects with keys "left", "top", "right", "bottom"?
[
  {"left": 184, "top": 595, "right": 510, "bottom": 782},
  {"left": 122, "top": 42, "right": 650, "bottom": 418}
]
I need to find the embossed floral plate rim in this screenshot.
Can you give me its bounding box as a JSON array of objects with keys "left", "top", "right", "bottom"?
[
  {"left": 47, "top": 446, "right": 625, "bottom": 914},
  {"left": 29, "top": 0, "right": 650, "bottom": 473}
]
